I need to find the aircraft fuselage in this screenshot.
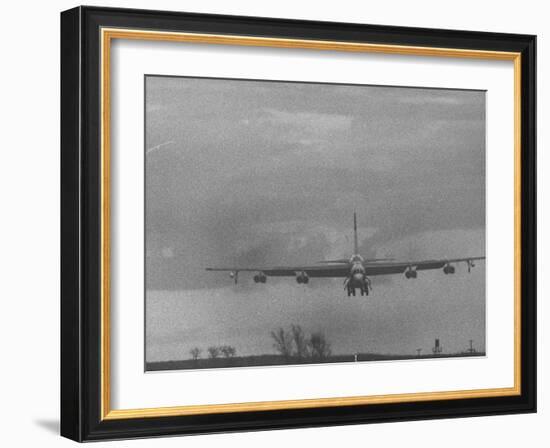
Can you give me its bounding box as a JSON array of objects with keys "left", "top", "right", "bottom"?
[{"left": 345, "top": 255, "right": 371, "bottom": 296}]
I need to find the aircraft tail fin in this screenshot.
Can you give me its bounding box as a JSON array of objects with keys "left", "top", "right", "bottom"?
[{"left": 354, "top": 211, "right": 358, "bottom": 255}]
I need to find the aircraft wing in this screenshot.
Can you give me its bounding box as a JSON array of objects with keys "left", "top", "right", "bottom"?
[
  {"left": 206, "top": 256, "right": 485, "bottom": 280},
  {"left": 206, "top": 263, "right": 350, "bottom": 278},
  {"left": 362, "top": 256, "right": 485, "bottom": 276}
]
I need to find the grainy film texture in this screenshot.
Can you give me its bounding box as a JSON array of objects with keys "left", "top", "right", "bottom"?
[{"left": 144, "top": 76, "right": 486, "bottom": 371}]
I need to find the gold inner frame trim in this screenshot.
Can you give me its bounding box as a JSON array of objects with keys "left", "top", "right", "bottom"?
[{"left": 100, "top": 27, "right": 522, "bottom": 421}]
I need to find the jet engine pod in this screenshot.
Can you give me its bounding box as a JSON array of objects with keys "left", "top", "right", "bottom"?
[
  {"left": 296, "top": 271, "right": 309, "bottom": 284},
  {"left": 405, "top": 267, "right": 417, "bottom": 279},
  {"left": 229, "top": 271, "right": 238, "bottom": 284},
  {"left": 443, "top": 264, "right": 455, "bottom": 275},
  {"left": 254, "top": 272, "right": 267, "bottom": 283}
]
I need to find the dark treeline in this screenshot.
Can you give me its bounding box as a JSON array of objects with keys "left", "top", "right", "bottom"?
[
  {"left": 146, "top": 323, "right": 484, "bottom": 371},
  {"left": 270, "top": 324, "right": 332, "bottom": 362}
]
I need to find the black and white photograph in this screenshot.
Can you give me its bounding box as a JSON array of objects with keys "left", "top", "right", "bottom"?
[
  {"left": 144, "top": 76, "right": 487, "bottom": 372},
  {"left": 52, "top": 2, "right": 538, "bottom": 444}
]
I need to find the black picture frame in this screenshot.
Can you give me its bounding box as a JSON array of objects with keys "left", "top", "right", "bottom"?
[{"left": 61, "top": 5, "right": 536, "bottom": 442}]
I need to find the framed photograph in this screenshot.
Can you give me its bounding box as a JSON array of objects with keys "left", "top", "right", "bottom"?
[{"left": 60, "top": 6, "right": 536, "bottom": 442}]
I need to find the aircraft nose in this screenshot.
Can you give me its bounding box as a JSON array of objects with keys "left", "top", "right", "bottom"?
[{"left": 353, "top": 273, "right": 364, "bottom": 282}]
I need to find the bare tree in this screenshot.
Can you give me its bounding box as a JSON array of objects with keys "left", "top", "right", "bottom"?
[
  {"left": 220, "top": 345, "right": 236, "bottom": 358},
  {"left": 308, "top": 332, "right": 332, "bottom": 361},
  {"left": 207, "top": 346, "right": 220, "bottom": 359},
  {"left": 291, "top": 324, "right": 309, "bottom": 360},
  {"left": 271, "top": 327, "right": 294, "bottom": 360},
  {"left": 190, "top": 347, "right": 201, "bottom": 361}
]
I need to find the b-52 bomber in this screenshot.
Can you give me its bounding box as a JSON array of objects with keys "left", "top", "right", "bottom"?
[{"left": 206, "top": 213, "right": 485, "bottom": 297}]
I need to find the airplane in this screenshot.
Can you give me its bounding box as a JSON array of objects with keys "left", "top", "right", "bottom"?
[{"left": 206, "top": 213, "right": 485, "bottom": 297}]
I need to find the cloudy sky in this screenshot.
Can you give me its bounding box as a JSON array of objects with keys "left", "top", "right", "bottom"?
[{"left": 144, "top": 75, "right": 486, "bottom": 364}]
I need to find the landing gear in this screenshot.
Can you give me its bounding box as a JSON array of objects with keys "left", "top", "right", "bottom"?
[
  {"left": 345, "top": 283, "right": 354, "bottom": 297},
  {"left": 344, "top": 278, "right": 371, "bottom": 297}
]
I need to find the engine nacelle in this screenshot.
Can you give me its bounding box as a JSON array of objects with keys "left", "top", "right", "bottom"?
[
  {"left": 296, "top": 271, "right": 309, "bottom": 284},
  {"left": 405, "top": 268, "right": 417, "bottom": 279},
  {"left": 229, "top": 271, "right": 238, "bottom": 284},
  {"left": 443, "top": 264, "right": 455, "bottom": 275},
  {"left": 253, "top": 272, "right": 267, "bottom": 283}
]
